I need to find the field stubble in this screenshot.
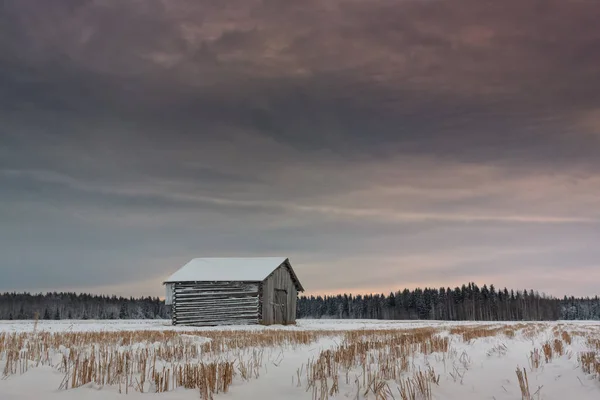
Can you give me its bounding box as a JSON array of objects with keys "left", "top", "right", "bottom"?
[{"left": 1, "top": 321, "right": 599, "bottom": 399}]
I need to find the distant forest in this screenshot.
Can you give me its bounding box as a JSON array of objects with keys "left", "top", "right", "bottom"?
[
  {"left": 0, "top": 292, "right": 170, "bottom": 320},
  {"left": 0, "top": 282, "right": 599, "bottom": 321},
  {"left": 297, "top": 283, "right": 600, "bottom": 321}
]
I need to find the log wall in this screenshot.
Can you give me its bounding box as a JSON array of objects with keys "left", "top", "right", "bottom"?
[{"left": 172, "top": 281, "right": 259, "bottom": 326}]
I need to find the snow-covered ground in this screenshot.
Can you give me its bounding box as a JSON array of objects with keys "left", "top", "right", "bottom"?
[
  {"left": 1, "top": 319, "right": 599, "bottom": 399},
  {"left": 4, "top": 318, "right": 597, "bottom": 333}
]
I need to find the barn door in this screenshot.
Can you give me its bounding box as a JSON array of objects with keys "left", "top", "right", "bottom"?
[{"left": 274, "top": 289, "right": 288, "bottom": 324}]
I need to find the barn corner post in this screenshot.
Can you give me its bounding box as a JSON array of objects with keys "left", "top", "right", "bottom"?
[
  {"left": 258, "top": 281, "right": 264, "bottom": 324},
  {"left": 163, "top": 282, "right": 176, "bottom": 325},
  {"left": 171, "top": 283, "right": 176, "bottom": 325}
]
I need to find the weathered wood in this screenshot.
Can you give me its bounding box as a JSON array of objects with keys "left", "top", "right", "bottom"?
[
  {"left": 175, "top": 298, "right": 256, "bottom": 304},
  {"left": 257, "top": 282, "right": 264, "bottom": 321},
  {"left": 172, "top": 281, "right": 260, "bottom": 326},
  {"left": 175, "top": 283, "right": 259, "bottom": 291},
  {"left": 176, "top": 316, "right": 256, "bottom": 324},
  {"left": 175, "top": 305, "right": 257, "bottom": 313},
  {"left": 168, "top": 260, "right": 302, "bottom": 327},
  {"left": 165, "top": 283, "right": 174, "bottom": 305},
  {"left": 175, "top": 301, "right": 258, "bottom": 309},
  {"left": 177, "top": 316, "right": 258, "bottom": 322},
  {"left": 175, "top": 292, "right": 258, "bottom": 300},
  {"left": 175, "top": 311, "right": 257, "bottom": 318},
  {"left": 174, "top": 299, "right": 257, "bottom": 307},
  {"left": 175, "top": 291, "right": 258, "bottom": 297},
  {"left": 174, "top": 290, "right": 255, "bottom": 295},
  {"left": 261, "top": 264, "right": 299, "bottom": 325},
  {"left": 175, "top": 288, "right": 258, "bottom": 294},
  {"left": 175, "top": 302, "right": 259, "bottom": 311},
  {"left": 175, "top": 314, "right": 258, "bottom": 321},
  {"left": 174, "top": 281, "right": 259, "bottom": 286},
  {"left": 175, "top": 313, "right": 259, "bottom": 321},
  {"left": 178, "top": 320, "right": 258, "bottom": 327},
  {"left": 176, "top": 296, "right": 258, "bottom": 302}
]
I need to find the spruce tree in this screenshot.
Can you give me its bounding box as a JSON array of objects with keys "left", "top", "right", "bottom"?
[{"left": 119, "top": 303, "right": 128, "bottom": 319}]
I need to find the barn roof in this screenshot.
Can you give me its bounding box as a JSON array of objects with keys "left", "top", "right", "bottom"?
[{"left": 163, "top": 257, "right": 304, "bottom": 291}]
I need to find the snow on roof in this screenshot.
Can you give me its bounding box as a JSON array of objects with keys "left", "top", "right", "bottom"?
[{"left": 163, "top": 257, "right": 289, "bottom": 284}]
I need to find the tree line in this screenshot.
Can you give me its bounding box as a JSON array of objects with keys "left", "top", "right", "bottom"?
[
  {"left": 297, "top": 283, "right": 600, "bottom": 321},
  {"left": 0, "top": 283, "right": 598, "bottom": 321},
  {"left": 0, "top": 292, "right": 170, "bottom": 320}
]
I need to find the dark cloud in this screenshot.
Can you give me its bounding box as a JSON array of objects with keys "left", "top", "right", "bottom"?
[{"left": 1, "top": 0, "right": 600, "bottom": 297}]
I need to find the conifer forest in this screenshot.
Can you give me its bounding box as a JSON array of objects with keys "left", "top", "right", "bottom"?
[{"left": 1, "top": 282, "right": 599, "bottom": 321}]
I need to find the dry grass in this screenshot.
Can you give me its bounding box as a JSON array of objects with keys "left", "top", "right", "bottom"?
[
  {"left": 516, "top": 367, "right": 531, "bottom": 399},
  {"left": 397, "top": 368, "right": 437, "bottom": 400},
  {"left": 449, "top": 324, "right": 545, "bottom": 343},
  {"left": 541, "top": 342, "right": 553, "bottom": 363},
  {"left": 588, "top": 337, "right": 600, "bottom": 351},
  {"left": 300, "top": 328, "right": 447, "bottom": 400},
  {"left": 449, "top": 325, "right": 504, "bottom": 342},
  {"left": 1, "top": 328, "right": 339, "bottom": 396},
  {"left": 521, "top": 324, "right": 546, "bottom": 341},
  {"left": 573, "top": 329, "right": 600, "bottom": 382},
  {"left": 3, "top": 322, "right": 600, "bottom": 398},
  {"left": 552, "top": 338, "right": 564, "bottom": 356},
  {"left": 299, "top": 323, "right": 581, "bottom": 400},
  {"left": 562, "top": 331, "right": 572, "bottom": 345},
  {"left": 578, "top": 351, "right": 600, "bottom": 381},
  {"left": 515, "top": 366, "right": 544, "bottom": 400},
  {"left": 487, "top": 342, "right": 508, "bottom": 357}
]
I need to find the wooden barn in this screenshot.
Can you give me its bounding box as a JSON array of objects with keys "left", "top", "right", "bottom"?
[{"left": 163, "top": 257, "right": 304, "bottom": 326}]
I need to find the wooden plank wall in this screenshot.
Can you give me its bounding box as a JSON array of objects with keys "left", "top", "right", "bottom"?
[
  {"left": 261, "top": 265, "right": 298, "bottom": 325},
  {"left": 172, "top": 281, "right": 259, "bottom": 326}
]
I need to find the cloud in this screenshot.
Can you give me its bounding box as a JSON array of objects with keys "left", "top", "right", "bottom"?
[
  {"left": 579, "top": 109, "right": 600, "bottom": 136},
  {"left": 1, "top": 0, "right": 600, "bottom": 297}
]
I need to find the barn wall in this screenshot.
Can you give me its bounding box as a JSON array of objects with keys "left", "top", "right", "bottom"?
[
  {"left": 164, "top": 283, "right": 174, "bottom": 305},
  {"left": 172, "top": 281, "right": 259, "bottom": 326},
  {"left": 261, "top": 265, "right": 298, "bottom": 325}
]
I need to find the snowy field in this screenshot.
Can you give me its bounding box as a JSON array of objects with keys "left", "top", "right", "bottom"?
[{"left": 1, "top": 319, "right": 599, "bottom": 400}]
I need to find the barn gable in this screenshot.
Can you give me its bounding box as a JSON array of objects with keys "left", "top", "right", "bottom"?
[{"left": 163, "top": 257, "right": 303, "bottom": 326}]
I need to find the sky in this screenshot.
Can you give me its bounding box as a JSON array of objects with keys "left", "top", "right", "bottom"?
[{"left": 1, "top": 0, "right": 600, "bottom": 298}]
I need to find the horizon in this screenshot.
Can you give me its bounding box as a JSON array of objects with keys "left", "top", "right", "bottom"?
[
  {"left": 2, "top": 1, "right": 600, "bottom": 299},
  {"left": 3, "top": 279, "right": 597, "bottom": 301}
]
